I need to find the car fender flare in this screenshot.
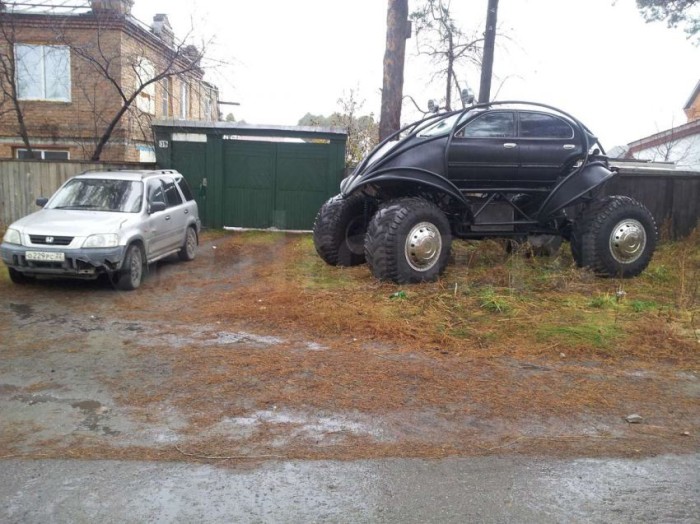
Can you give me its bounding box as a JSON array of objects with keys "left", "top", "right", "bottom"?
[
  {"left": 537, "top": 161, "right": 616, "bottom": 220},
  {"left": 343, "top": 167, "right": 468, "bottom": 207}
]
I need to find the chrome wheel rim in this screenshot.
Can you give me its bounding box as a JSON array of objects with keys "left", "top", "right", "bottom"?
[
  {"left": 186, "top": 229, "right": 196, "bottom": 258},
  {"left": 609, "top": 219, "right": 646, "bottom": 263},
  {"left": 130, "top": 251, "right": 143, "bottom": 285},
  {"left": 405, "top": 221, "right": 442, "bottom": 272}
]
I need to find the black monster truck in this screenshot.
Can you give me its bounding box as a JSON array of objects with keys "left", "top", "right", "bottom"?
[{"left": 313, "top": 101, "right": 657, "bottom": 284}]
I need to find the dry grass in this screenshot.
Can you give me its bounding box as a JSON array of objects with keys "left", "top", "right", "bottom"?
[{"left": 176, "top": 229, "right": 699, "bottom": 364}]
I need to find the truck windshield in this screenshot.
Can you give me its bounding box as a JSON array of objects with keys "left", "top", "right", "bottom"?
[{"left": 48, "top": 179, "right": 144, "bottom": 213}]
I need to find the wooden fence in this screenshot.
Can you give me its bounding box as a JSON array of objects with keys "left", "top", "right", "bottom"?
[
  {"left": 0, "top": 160, "right": 154, "bottom": 228},
  {"left": 608, "top": 166, "right": 700, "bottom": 239},
  {"left": 0, "top": 159, "right": 698, "bottom": 239}
]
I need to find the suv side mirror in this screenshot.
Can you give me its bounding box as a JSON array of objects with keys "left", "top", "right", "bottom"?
[
  {"left": 36, "top": 197, "right": 48, "bottom": 208},
  {"left": 149, "top": 201, "right": 167, "bottom": 214}
]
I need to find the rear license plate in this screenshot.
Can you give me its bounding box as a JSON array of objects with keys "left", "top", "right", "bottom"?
[{"left": 26, "top": 251, "right": 65, "bottom": 262}]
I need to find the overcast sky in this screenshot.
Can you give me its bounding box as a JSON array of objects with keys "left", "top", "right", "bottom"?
[{"left": 131, "top": 0, "right": 699, "bottom": 148}]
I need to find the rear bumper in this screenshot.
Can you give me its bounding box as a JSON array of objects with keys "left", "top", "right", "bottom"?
[{"left": 1, "top": 243, "right": 126, "bottom": 279}]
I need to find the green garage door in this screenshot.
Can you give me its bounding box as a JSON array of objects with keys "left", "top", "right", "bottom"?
[{"left": 154, "top": 123, "right": 346, "bottom": 230}]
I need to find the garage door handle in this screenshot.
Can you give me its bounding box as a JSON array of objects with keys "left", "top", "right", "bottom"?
[
  {"left": 503, "top": 143, "right": 517, "bottom": 149},
  {"left": 563, "top": 144, "right": 576, "bottom": 150}
]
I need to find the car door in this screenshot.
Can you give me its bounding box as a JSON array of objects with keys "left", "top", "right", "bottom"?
[
  {"left": 447, "top": 111, "right": 518, "bottom": 187},
  {"left": 517, "top": 111, "right": 579, "bottom": 184},
  {"left": 144, "top": 179, "right": 171, "bottom": 258},
  {"left": 160, "top": 175, "right": 189, "bottom": 252}
]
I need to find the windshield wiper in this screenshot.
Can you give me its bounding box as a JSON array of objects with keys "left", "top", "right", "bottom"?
[{"left": 52, "top": 204, "right": 101, "bottom": 210}]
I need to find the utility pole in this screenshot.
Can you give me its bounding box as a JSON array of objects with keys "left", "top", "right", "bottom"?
[
  {"left": 478, "top": 0, "right": 499, "bottom": 103},
  {"left": 379, "top": 0, "right": 410, "bottom": 141}
]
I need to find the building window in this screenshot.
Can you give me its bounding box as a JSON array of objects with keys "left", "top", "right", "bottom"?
[
  {"left": 15, "top": 44, "right": 71, "bottom": 102},
  {"left": 180, "top": 81, "right": 189, "bottom": 119},
  {"left": 135, "top": 57, "right": 155, "bottom": 115},
  {"left": 161, "top": 78, "right": 171, "bottom": 117},
  {"left": 204, "top": 89, "right": 213, "bottom": 121},
  {"left": 16, "top": 148, "right": 70, "bottom": 160}
]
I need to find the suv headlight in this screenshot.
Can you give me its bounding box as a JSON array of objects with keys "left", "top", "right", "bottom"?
[
  {"left": 82, "top": 234, "right": 119, "bottom": 248},
  {"left": 2, "top": 228, "right": 21, "bottom": 245}
]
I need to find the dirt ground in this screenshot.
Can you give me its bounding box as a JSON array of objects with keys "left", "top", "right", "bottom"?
[{"left": 0, "top": 232, "right": 698, "bottom": 463}]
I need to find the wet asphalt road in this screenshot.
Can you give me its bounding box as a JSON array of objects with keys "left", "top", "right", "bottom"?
[{"left": 1, "top": 454, "right": 698, "bottom": 523}]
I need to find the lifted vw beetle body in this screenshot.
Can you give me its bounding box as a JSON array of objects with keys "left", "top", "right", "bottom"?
[{"left": 314, "top": 101, "right": 657, "bottom": 284}]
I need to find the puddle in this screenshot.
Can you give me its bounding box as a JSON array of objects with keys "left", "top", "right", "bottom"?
[
  {"left": 217, "top": 409, "right": 387, "bottom": 442},
  {"left": 210, "top": 332, "right": 284, "bottom": 347},
  {"left": 9, "top": 303, "right": 34, "bottom": 320}
]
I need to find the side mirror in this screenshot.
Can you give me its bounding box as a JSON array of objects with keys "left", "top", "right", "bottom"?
[
  {"left": 36, "top": 197, "right": 48, "bottom": 208},
  {"left": 149, "top": 201, "right": 167, "bottom": 214}
]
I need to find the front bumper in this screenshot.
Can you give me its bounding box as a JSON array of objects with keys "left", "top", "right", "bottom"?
[{"left": 1, "top": 242, "right": 126, "bottom": 279}]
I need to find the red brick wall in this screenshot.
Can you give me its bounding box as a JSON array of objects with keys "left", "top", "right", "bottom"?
[{"left": 0, "top": 14, "right": 218, "bottom": 162}]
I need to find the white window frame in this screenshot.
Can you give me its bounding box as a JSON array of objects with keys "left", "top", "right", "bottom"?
[
  {"left": 16, "top": 148, "right": 70, "bottom": 160},
  {"left": 161, "top": 78, "right": 171, "bottom": 117},
  {"left": 135, "top": 57, "right": 156, "bottom": 115},
  {"left": 204, "top": 88, "right": 213, "bottom": 121},
  {"left": 180, "top": 81, "right": 190, "bottom": 119},
  {"left": 15, "top": 44, "right": 71, "bottom": 102}
]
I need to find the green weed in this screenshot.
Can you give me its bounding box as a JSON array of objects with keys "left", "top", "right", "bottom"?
[{"left": 478, "top": 287, "right": 512, "bottom": 314}]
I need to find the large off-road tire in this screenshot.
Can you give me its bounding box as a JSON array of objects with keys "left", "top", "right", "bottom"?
[
  {"left": 115, "top": 244, "right": 145, "bottom": 291},
  {"left": 178, "top": 226, "right": 198, "bottom": 261},
  {"left": 364, "top": 197, "right": 452, "bottom": 284},
  {"left": 313, "top": 193, "right": 375, "bottom": 266},
  {"left": 572, "top": 196, "right": 657, "bottom": 278},
  {"left": 8, "top": 268, "right": 33, "bottom": 284}
]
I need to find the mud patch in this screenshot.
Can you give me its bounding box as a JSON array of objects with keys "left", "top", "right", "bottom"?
[{"left": 9, "top": 303, "right": 33, "bottom": 320}]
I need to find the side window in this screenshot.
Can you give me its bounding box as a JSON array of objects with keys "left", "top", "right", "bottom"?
[
  {"left": 461, "top": 112, "right": 515, "bottom": 138},
  {"left": 519, "top": 112, "right": 574, "bottom": 139},
  {"left": 162, "top": 177, "right": 183, "bottom": 207},
  {"left": 148, "top": 180, "right": 165, "bottom": 206},
  {"left": 175, "top": 176, "right": 195, "bottom": 201}
]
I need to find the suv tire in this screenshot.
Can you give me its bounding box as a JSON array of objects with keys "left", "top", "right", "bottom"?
[
  {"left": 178, "top": 227, "right": 198, "bottom": 261},
  {"left": 365, "top": 197, "right": 452, "bottom": 284},
  {"left": 115, "top": 244, "right": 145, "bottom": 291},
  {"left": 313, "top": 194, "right": 374, "bottom": 266},
  {"left": 573, "top": 196, "right": 657, "bottom": 277},
  {"left": 8, "top": 268, "right": 32, "bottom": 284}
]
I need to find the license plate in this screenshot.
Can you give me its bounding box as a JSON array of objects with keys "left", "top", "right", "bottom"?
[{"left": 26, "top": 251, "right": 65, "bottom": 262}]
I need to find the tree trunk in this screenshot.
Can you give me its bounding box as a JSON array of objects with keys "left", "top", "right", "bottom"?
[
  {"left": 445, "top": 32, "right": 454, "bottom": 111},
  {"left": 478, "top": 0, "right": 499, "bottom": 103},
  {"left": 379, "top": 0, "right": 409, "bottom": 142}
]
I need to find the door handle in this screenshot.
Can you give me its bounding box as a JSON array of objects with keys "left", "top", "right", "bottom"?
[
  {"left": 184, "top": 209, "right": 189, "bottom": 215},
  {"left": 503, "top": 143, "right": 517, "bottom": 149},
  {"left": 165, "top": 215, "right": 171, "bottom": 221},
  {"left": 563, "top": 144, "right": 576, "bottom": 150}
]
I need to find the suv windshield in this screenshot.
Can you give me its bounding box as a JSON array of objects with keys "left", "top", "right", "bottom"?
[{"left": 48, "top": 179, "right": 144, "bottom": 213}]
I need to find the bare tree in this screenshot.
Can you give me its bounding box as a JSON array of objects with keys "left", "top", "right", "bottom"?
[
  {"left": 0, "top": 2, "right": 217, "bottom": 161},
  {"left": 410, "top": 0, "right": 484, "bottom": 111},
  {"left": 630, "top": 122, "right": 695, "bottom": 164},
  {"left": 58, "top": 13, "right": 209, "bottom": 160},
  {"left": 0, "top": 10, "right": 34, "bottom": 154},
  {"left": 299, "top": 89, "right": 379, "bottom": 168},
  {"left": 379, "top": 0, "right": 409, "bottom": 141}
]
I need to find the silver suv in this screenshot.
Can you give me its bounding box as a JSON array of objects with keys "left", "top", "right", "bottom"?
[{"left": 1, "top": 170, "right": 200, "bottom": 290}]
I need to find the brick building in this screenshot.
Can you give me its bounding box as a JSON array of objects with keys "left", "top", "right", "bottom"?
[
  {"left": 625, "top": 80, "right": 700, "bottom": 171},
  {"left": 0, "top": 0, "right": 219, "bottom": 162}
]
